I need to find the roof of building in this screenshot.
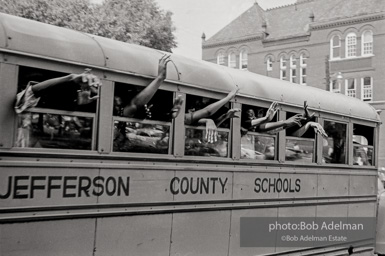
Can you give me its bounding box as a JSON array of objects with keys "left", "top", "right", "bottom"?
[
  {"left": 204, "top": 0, "right": 385, "bottom": 45},
  {"left": 203, "top": 3, "right": 266, "bottom": 45}
]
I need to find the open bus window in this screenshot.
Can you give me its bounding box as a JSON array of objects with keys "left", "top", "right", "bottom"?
[
  {"left": 353, "top": 124, "right": 374, "bottom": 166},
  {"left": 240, "top": 104, "right": 276, "bottom": 160},
  {"left": 322, "top": 121, "right": 347, "bottom": 164},
  {"left": 17, "top": 66, "right": 97, "bottom": 113},
  {"left": 112, "top": 83, "right": 173, "bottom": 154},
  {"left": 15, "top": 113, "right": 93, "bottom": 150},
  {"left": 285, "top": 112, "right": 316, "bottom": 163},
  {"left": 14, "top": 66, "right": 97, "bottom": 150},
  {"left": 184, "top": 94, "right": 231, "bottom": 158}
]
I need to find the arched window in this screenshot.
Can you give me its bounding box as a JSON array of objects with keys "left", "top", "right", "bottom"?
[
  {"left": 266, "top": 56, "right": 273, "bottom": 72},
  {"left": 228, "top": 51, "right": 236, "bottom": 68},
  {"left": 362, "top": 30, "right": 373, "bottom": 56},
  {"left": 239, "top": 50, "right": 248, "bottom": 70},
  {"left": 280, "top": 56, "right": 287, "bottom": 80},
  {"left": 330, "top": 35, "right": 341, "bottom": 59},
  {"left": 289, "top": 55, "right": 296, "bottom": 83},
  {"left": 346, "top": 33, "right": 357, "bottom": 58},
  {"left": 299, "top": 54, "right": 307, "bottom": 85},
  {"left": 217, "top": 51, "right": 225, "bottom": 65}
]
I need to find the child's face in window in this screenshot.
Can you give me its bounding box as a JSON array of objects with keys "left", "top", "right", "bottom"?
[
  {"left": 114, "top": 96, "right": 123, "bottom": 107},
  {"left": 246, "top": 109, "right": 256, "bottom": 119}
]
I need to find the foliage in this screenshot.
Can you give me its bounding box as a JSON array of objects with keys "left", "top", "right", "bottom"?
[{"left": 0, "top": 0, "right": 177, "bottom": 52}]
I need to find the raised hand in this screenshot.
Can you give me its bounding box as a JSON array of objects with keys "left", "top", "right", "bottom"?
[
  {"left": 77, "top": 90, "right": 99, "bottom": 105},
  {"left": 285, "top": 114, "right": 306, "bottom": 127},
  {"left": 171, "top": 95, "right": 184, "bottom": 119},
  {"left": 72, "top": 69, "right": 101, "bottom": 105},
  {"left": 308, "top": 122, "right": 328, "bottom": 138},
  {"left": 158, "top": 54, "right": 172, "bottom": 80},
  {"left": 71, "top": 69, "right": 101, "bottom": 91},
  {"left": 205, "top": 119, "right": 218, "bottom": 143},
  {"left": 226, "top": 108, "right": 241, "bottom": 119},
  {"left": 303, "top": 101, "right": 315, "bottom": 120},
  {"left": 265, "top": 101, "right": 279, "bottom": 122}
]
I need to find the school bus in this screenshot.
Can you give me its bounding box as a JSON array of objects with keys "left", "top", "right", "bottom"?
[{"left": 0, "top": 13, "right": 382, "bottom": 256}]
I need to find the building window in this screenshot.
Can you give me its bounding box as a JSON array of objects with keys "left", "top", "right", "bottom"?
[
  {"left": 300, "top": 54, "right": 307, "bottom": 85},
  {"left": 362, "top": 30, "right": 373, "bottom": 56},
  {"left": 362, "top": 77, "right": 373, "bottom": 101},
  {"left": 267, "top": 57, "right": 273, "bottom": 72},
  {"left": 346, "top": 33, "right": 357, "bottom": 58},
  {"left": 330, "top": 35, "right": 341, "bottom": 59},
  {"left": 228, "top": 52, "right": 236, "bottom": 68},
  {"left": 240, "top": 50, "right": 248, "bottom": 70},
  {"left": 280, "top": 56, "right": 287, "bottom": 80},
  {"left": 289, "top": 55, "right": 296, "bottom": 83},
  {"left": 345, "top": 78, "right": 356, "bottom": 98},
  {"left": 217, "top": 52, "right": 225, "bottom": 65},
  {"left": 330, "top": 79, "right": 341, "bottom": 93}
]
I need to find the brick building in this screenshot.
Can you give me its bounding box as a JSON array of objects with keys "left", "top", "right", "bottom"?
[{"left": 202, "top": 0, "right": 385, "bottom": 168}]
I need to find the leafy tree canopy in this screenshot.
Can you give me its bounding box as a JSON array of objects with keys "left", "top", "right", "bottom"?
[{"left": 0, "top": 0, "right": 177, "bottom": 52}]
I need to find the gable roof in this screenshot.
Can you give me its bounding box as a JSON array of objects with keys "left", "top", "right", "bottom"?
[
  {"left": 204, "top": 0, "right": 385, "bottom": 45},
  {"left": 204, "top": 3, "right": 266, "bottom": 45}
]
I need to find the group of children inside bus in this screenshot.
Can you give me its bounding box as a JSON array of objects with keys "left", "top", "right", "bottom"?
[{"left": 16, "top": 54, "right": 370, "bottom": 163}]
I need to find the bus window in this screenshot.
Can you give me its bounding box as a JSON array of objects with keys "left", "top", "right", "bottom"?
[
  {"left": 184, "top": 94, "right": 230, "bottom": 157},
  {"left": 322, "top": 121, "right": 347, "bottom": 164},
  {"left": 15, "top": 66, "right": 97, "bottom": 150},
  {"left": 240, "top": 104, "right": 276, "bottom": 160},
  {"left": 113, "top": 83, "right": 173, "bottom": 154},
  {"left": 285, "top": 112, "right": 316, "bottom": 163},
  {"left": 353, "top": 124, "right": 374, "bottom": 166}
]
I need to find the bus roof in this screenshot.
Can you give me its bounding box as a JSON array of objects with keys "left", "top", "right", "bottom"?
[{"left": 0, "top": 13, "right": 380, "bottom": 122}]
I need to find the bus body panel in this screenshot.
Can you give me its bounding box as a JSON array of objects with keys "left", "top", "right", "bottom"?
[
  {"left": 0, "top": 13, "right": 105, "bottom": 67},
  {"left": 1, "top": 219, "right": 96, "bottom": 256},
  {"left": 94, "top": 214, "right": 173, "bottom": 256}
]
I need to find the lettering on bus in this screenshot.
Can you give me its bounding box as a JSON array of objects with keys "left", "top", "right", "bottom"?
[
  {"left": 170, "top": 177, "right": 228, "bottom": 195},
  {"left": 0, "top": 176, "right": 130, "bottom": 199},
  {"left": 254, "top": 178, "right": 301, "bottom": 193}
]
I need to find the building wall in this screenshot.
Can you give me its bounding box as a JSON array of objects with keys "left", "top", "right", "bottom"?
[{"left": 202, "top": 17, "right": 385, "bottom": 168}]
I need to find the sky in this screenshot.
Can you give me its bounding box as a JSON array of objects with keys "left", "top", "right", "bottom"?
[{"left": 90, "top": 0, "right": 297, "bottom": 59}]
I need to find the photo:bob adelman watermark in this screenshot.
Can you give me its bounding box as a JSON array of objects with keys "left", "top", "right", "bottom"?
[{"left": 240, "top": 217, "right": 376, "bottom": 247}]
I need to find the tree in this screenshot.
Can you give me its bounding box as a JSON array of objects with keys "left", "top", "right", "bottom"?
[{"left": 0, "top": 0, "right": 177, "bottom": 52}]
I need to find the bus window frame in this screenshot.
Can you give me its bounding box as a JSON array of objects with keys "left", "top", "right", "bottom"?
[
  {"left": 321, "top": 117, "right": 350, "bottom": 166},
  {"left": 110, "top": 79, "right": 177, "bottom": 156},
  {"left": 281, "top": 106, "right": 320, "bottom": 165},
  {"left": 10, "top": 64, "right": 101, "bottom": 153},
  {"left": 182, "top": 90, "right": 233, "bottom": 159},
  {"left": 351, "top": 119, "right": 377, "bottom": 168},
  {"left": 237, "top": 99, "right": 281, "bottom": 164}
]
